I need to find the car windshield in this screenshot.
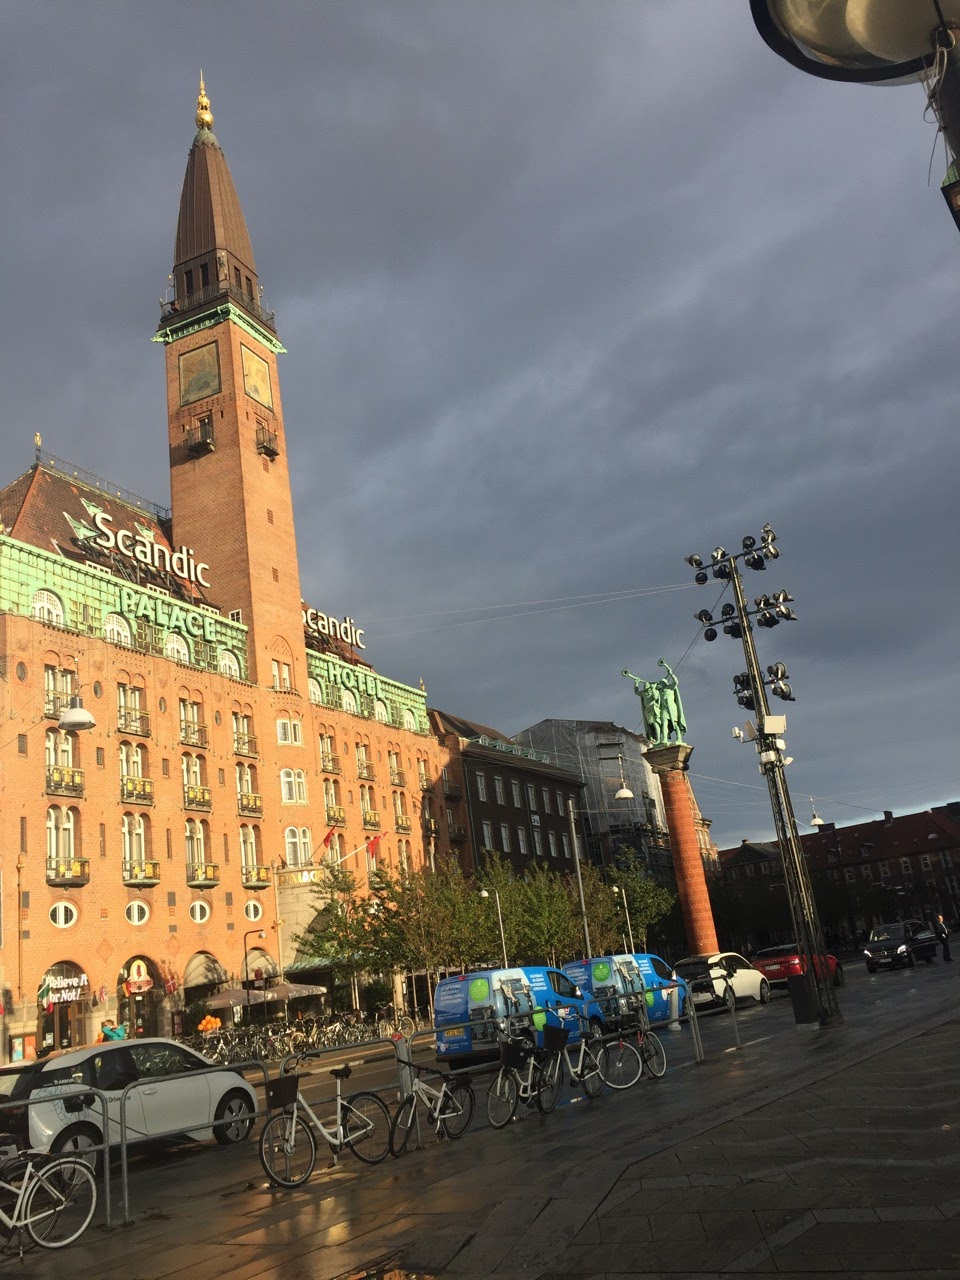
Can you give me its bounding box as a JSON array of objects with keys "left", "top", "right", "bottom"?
[
  {"left": 674, "top": 959, "right": 710, "bottom": 980},
  {"left": 869, "top": 924, "right": 904, "bottom": 942},
  {"left": 755, "top": 945, "right": 798, "bottom": 959}
]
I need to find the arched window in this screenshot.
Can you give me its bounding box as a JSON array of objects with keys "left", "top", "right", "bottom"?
[
  {"left": 239, "top": 824, "right": 259, "bottom": 871},
  {"left": 165, "top": 632, "right": 190, "bottom": 664},
  {"left": 218, "top": 649, "right": 240, "bottom": 679},
  {"left": 104, "top": 613, "right": 132, "bottom": 646},
  {"left": 342, "top": 689, "right": 358, "bottom": 716},
  {"left": 323, "top": 777, "right": 340, "bottom": 807},
  {"left": 402, "top": 708, "right": 417, "bottom": 731},
  {"left": 185, "top": 818, "right": 205, "bottom": 861},
  {"left": 374, "top": 700, "right": 389, "bottom": 723},
  {"left": 181, "top": 753, "right": 202, "bottom": 786},
  {"left": 307, "top": 677, "right": 323, "bottom": 705},
  {"left": 46, "top": 806, "right": 75, "bottom": 860},
  {"left": 284, "top": 826, "right": 312, "bottom": 868},
  {"left": 46, "top": 729, "right": 73, "bottom": 769},
  {"left": 121, "top": 812, "right": 145, "bottom": 862},
  {"left": 280, "top": 768, "right": 307, "bottom": 803},
  {"left": 236, "top": 762, "right": 256, "bottom": 795},
  {"left": 120, "top": 741, "right": 145, "bottom": 777},
  {"left": 33, "top": 590, "right": 64, "bottom": 626}
]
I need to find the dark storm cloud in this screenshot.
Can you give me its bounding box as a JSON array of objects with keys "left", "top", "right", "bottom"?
[{"left": 1, "top": 1, "right": 956, "bottom": 847}]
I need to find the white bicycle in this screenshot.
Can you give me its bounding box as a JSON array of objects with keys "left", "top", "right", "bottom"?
[{"left": 0, "top": 1150, "right": 97, "bottom": 1254}]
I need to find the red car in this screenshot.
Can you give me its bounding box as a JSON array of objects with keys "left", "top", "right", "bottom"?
[{"left": 752, "top": 944, "right": 845, "bottom": 989}]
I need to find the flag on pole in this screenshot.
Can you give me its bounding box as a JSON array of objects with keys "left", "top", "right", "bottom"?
[
  {"left": 366, "top": 834, "right": 383, "bottom": 866},
  {"left": 38, "top": 974, "right": 53, "bottom": 1013},
  {"left": 322, "top": 826, "right": 338, "bottom": 849}
]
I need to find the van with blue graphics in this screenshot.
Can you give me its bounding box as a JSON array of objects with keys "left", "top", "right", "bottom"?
[
  {"left": 563, "top": 953, "right": 688, "bottom": 1028},
  {"left": 433, "top": 966, "right": 604, "bottom": 1065}
]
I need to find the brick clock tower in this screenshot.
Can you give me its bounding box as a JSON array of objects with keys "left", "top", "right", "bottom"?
[{"left": 155, "top": 79, "right": 303, "bottom": 689}]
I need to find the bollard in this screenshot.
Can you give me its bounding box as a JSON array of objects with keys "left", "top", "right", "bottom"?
[{"left": 666, "top": 982, "right": 682, "bottom": 1032}]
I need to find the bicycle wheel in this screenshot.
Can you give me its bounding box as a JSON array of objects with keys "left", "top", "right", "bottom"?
[
  {"left": 578, "top": 1042, "right": 605, "bottom": 1098},
  {"left": 439, "top": 1079, "right": 475, "bottom": 1139},
  {"left": 389, "top": 1094, "right": 418, "bottom": 1157},
  {"left": 24, "top": 1158, "right": 97, "bottom": 1249},
  {"left": 259, "top": 1111, "right": 317, "bottom": 1187},
  {"left": 486, "top": 1070, "right": 519, "bottom": 1128},
  {"left": 397, "top": 1014, "right": 416, "bottom": 1038},
  {"left": 640, "top": 1030, "right": 667, "bottom": 1078},
  {"left": 602, "top": 1037, "right": 643, "bottom": 1090},
  {"left": 343, "top": 1091, "right": 391, "bottom": 1164},
  {"left": 535, "top": 1053, "right": 563, "bottom": 1114}
]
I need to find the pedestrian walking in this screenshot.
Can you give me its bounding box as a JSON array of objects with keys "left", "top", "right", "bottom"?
[{"left": 934, "top": 913, "right": 951, "bottom": 962}]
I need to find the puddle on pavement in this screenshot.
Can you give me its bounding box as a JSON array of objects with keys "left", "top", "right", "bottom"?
[{"left": 331, "top": 1261, "right": 437, "bottom": 1280}]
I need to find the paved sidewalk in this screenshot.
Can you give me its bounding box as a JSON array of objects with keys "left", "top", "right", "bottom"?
[{"left": 19, "top": 993, "right": 960, "bottom": 1280}]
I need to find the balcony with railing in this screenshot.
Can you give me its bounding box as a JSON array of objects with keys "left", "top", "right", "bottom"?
[
  {"left": 122, "top": 859, "right": 161, "bottom": 887},
  {"left": 44, "top": 691, "right": 72, "bottom": 719},
  {"left": 326, "top": 804, "right": 346, "bottom": 826},
  {"left": 46, "top": 766, "right": 85, "bottom": 798},
  {"left": 419, "top": 776, "right": 434, "bottom": 792},
  {"left": 241, "top": 864, "right": 271, "bottom": 890},
  {"left": 160, "top": 278, "right": 278, "bottom": 332},
  {"left": 256, "top": 425, "right": 280, "bottom": 458},
  {"left": 395, "top": 815, "right": 412, "bottom": 835},
  {"left": 233, "top": 732, "right": 258, "bottom": 757},
  {"left": 320, "top": 753, "right": 341, "bottom": 774},
  {"left": 362, "top": 809, "right": 381, "bottom": 830},
  {"left": 449, "top": 824, "right": 468, "bottom": 842},
  {"left": 443, "top": 779, "right": 462, "bottom": 800},
  {"left": 390, "top": 768, "right": 406, "bottom": 787},
  {"left": 424, "top": 818, "right": 440, "bottom": 835},
  {"left": 118, "top": 708, "right": 151, "bottom": 737},
  {"left": 180, "top": 721, "right": 208, "bottom": 748},
  {"left": 184, "top": 784, "right": 212, "bottom": 811},
  {"left": 185, "top": 420, "right": 215, "bottom": 456},
  {"left": 46, "top": 856, "right": 90, "bottom": 887},
  {"left": 186, "top": 861, "right": 220, "bottom": 888},
  {"left": 120, "top": 775, "right": 154, "bottom": 804},
  {"left": 238, "top": 792, "right": 263, "bottom": 817},
  {"left": 357, "top": 761, "right": 376, "bottom": 781}
]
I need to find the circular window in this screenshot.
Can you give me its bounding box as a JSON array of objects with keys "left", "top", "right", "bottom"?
[
  {"left": 244, "top": 900, "right": 263, "bottom": 923},
  {"left": 189, "top": 900, "right": 211, "bottom": 924},
  {"left": 50, "top": 902, "right": 78, "bottom": 929},
  {"left": 93, "top": 681, "right": 102, "bottom": 698},
  {"left": 16, "top": 662, "right": 26, "bottom": 682},
  {"left": 125, "top": 900, "right": 150, "bottom": 926}
]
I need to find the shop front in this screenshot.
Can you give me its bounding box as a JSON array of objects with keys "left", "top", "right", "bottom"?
[
  {"left": 117, "top": 956, "right": 164, "bottom": 1038},
  {"left": 37, "top": 962, "right": 91, "bottom": 1055}
]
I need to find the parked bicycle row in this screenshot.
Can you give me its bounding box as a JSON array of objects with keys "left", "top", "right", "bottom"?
[{"left": 178, "top": 1007, "right": 426, "bottom": 1065}]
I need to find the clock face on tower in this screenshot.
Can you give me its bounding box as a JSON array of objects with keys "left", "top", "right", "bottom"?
[{"left": 241, "top": 345, "right": 273, "bottom": 409}]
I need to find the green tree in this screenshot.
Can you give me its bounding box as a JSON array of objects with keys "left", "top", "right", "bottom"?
[{"left": 610, "top": 846, "right": 677, "bottom": 951}]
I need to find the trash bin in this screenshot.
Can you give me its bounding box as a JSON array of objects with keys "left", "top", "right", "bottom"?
[{"left": 786, "top": 972, "right": 819, "bottom": 1026}]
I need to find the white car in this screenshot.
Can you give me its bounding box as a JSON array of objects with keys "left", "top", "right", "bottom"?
[
  {"left": 673, "top": 952, "right": 771, "bottom": 1009},
  {"left": 0, "top": 1037, "right": 257, "bottom": 1168}
]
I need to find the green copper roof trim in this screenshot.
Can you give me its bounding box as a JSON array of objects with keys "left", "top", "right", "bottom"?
[{"left": 153, "top": 302, "right": 286, "bottom": 354}]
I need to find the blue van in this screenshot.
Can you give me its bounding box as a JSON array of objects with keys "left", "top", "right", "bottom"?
[
  {"left": 434, "top": 966, "right": 604, "bottom": 1065},
  {"left": 563, "top": 953, "right": 688, "bottom": 1028}
]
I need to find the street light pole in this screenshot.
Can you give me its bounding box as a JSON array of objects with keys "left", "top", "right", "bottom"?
[
  {"left": 242, "top": 928, "right": 265, "bottom": 1013},
  {"left": 611, "top": 885, "right": 635, "bottom": 953},
  {"left": 686, "top": 528, "right": 842, "bottom": 1028},
  {"left": 480, "top": 889, "right": 508, "bottom": 968},
  {"left": 567, "top": 799, "right": 592, "bottom": 959}
]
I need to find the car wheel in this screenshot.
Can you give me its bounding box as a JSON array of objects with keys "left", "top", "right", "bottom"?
[
  {"left": 50, "top": 1122, "right": 102, "bottom": 1174},
  {"left": 758, "top": 979, "right": 771, "bottom": 1004},
  {"left": 213, "top": 1090, "right": 254, "bottom": 1145},
  {"left": 833, "top": 964, "right": 845, "bottom": 987},
  {"left": 906, "top": 952, "right": 916, "bottom": 968},
  {"left": 866, "top": 964, "right": 877, "bottom": 974}
]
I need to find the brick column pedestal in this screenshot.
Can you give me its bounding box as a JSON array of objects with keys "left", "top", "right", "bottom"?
[{"left": 645, "top": 742, "right": 718, "bottom": 956}]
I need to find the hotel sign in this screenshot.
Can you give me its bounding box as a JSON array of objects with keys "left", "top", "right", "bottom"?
[
  {"left": 119, "top": 587, "right": 219, "bottom": 641},
  {"left": 93, "top": 511, "right": 211, "bottom": 589},
  {"left": 302, "top": 606, "right": 365, "bottom": 650}
]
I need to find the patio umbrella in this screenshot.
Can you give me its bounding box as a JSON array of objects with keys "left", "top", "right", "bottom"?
[{"left": 205, "top": 982, "right": 327, "bottom": 1009}]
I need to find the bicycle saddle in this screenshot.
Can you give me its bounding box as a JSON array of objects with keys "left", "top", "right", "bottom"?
[{"left": 330, "top": 1064, "right": 352, "bottom": 1081}]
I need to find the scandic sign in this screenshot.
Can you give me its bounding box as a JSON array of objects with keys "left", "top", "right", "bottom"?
[{"left": 93, "top": 511, "right": 211, "bottom": 588}]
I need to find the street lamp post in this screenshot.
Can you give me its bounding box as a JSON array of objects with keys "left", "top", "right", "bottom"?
[
  {"left": 242, "top": 929, "right": 265, "bottom": 1013},
  {"left": 685, "top": 527, "right": 842, "bottom": 1028},
  {"left": 750, "top": 1, "right": 960, "bottom": 232},
  {"left": 567, "top": 799, "right": 593, "bottom": 959},
  {"left": 479, "top": 889, "right": 508, "bottom": 968},
  {"left": 611, "top": 884, "right": 635, "bottom": 953}
]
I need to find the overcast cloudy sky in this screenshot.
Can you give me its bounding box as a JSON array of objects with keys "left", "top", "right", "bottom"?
[{"left": 2, "top": 2, "right": 957, "bottom": 849}]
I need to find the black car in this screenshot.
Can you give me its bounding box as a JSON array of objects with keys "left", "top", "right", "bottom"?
[{"left": 863, "top": 919, "right": 938, "bottom": 972}]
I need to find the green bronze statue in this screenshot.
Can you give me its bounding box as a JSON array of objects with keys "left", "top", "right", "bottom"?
[{"left": 621, "top": 659, "right": 687, "bottom": 744}]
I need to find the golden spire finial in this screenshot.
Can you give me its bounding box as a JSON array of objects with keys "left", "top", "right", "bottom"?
[{"left": 196, "top": 71, "right": 214, "bottom": 130}]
